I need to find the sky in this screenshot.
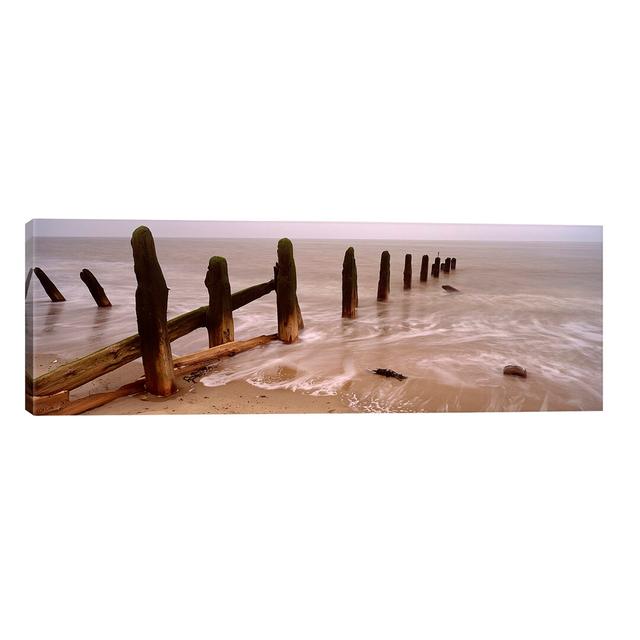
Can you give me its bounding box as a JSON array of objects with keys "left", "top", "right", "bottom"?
[{"left": 29, "top": 219, "right": 603, "bottom": 242}]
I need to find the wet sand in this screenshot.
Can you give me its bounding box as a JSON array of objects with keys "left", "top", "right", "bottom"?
[{"left": 32, "top": 354, "right": 352, "bottom": 415}]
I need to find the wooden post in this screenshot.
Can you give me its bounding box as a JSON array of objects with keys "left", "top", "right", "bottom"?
[
  {"left": 443, "top": 257, "right": 450, "bottom": 273},
  {"left": 25, "top": 268, "right": 33, "bottom": 298},
  {"left": 432, "top": 257, "right": 440, "bottom": 278},
  {"left": 403, "top": 254, "right": 412, "bottom": 290},
  {"left": 205, "top": 256, "right": 234, "bottom": 347},
  {"left": 451, "top": 257, "right": 457, "bottom": 270},
  {"left": 342, "top": 247, "right": 358, "bottom": 318},
  {"left": 33, "top": 267, "right": 65, "bottom": 302},
  {"left": 376, "top": 251, "right": 391, "bottom": 301},
  {"left": 419, "top": 255, "right": 429, "bottom": 282},
  {"left": 276, "top": 238, "right": 299, "bottom": 343},
  {"left": 131, "top": 226, "right": 176, "bottom": 396},
  {"left": 80, "top": 269, "right": 112, "bottom": 307}
]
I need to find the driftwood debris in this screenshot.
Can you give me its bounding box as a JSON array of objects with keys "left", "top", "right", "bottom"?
[
  {"left": 442, "top": 285, "right": 460, "bottom": 293},
  {"left": 377, "top": 251, "right": 391, "bottom": 301},
  {"left": 369, "top": 368, "right": 407, "bottom": 381},
  {"left": 342, "top": 246, "right": 358, "bottom": 318},
  {"left": 80, "top": 269, "right": 112, "bottom": 307},
  {"left": 503, "top": 365, "right": 527, "bottom": 378},
  {"left": 34, "top": 267, "right": 65, "bottom": 302},
  {"left": 205, "top": 256, "right": 234, "bottom": 347},
  {"left": 419, "top": 255, "right": 429, "bottom": 282},
  {"left": 276, "top": 238, "right": 299, "bottom": 343},
  {"left": 403, "top": 254, "right": 412, "bottom": 290},
  {"left": 131, "top": 226, "right": 176, "bottom": 396}
]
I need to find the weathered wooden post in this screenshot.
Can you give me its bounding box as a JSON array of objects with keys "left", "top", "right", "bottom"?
[
  {"left": 25, "top": 268, "right": 33, "bottom": 298},
  {"left": 80, "top": 269, "right": 112, "bottom": 307},
  {"left": 451, "top": 257, "right": 457, "bottom": 270},
  {"left": 443, "top": 257, "right": 451, "bottom": 273},
  {"left": 377, "top": 251, "right": 391, "bottom": 301},
  {"left": 403, "top": 254, "right": 412, "bottom": 290},
  {"left": 276, "top": 238, "right": 299, "bottom": 343},
  {"left": 342, "top": 247, "right": 358, "bottom": 318},
  {"left": 205, "top": 256, "right": 234, "bottom": 347},
  {"left": 419, "top": 255, "right": 429, "bottom": 282},
  {"left": 432, "top": 257, "right": 440, "bottom": 278},
  {"left": 131, "top": 226, "right": 176, "bottom": 396},
  {"left": 33, "top": 267, "right": 65, "bottom": 302}
]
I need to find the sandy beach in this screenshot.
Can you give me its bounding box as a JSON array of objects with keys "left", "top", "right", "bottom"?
[{"left": 32, "top": 353, "right": 352, "bottom": 415}]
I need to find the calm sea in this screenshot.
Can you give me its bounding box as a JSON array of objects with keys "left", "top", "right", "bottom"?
[{"left": 27, "top": 236, "right": 603, "bottom": 412}]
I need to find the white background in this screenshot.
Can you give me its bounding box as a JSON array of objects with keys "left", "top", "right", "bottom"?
[{"left": 1, "top": 1, "right": 639, "bottom": 638}]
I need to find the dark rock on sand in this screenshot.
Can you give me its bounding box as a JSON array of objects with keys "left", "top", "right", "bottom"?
[
  {"left": 503, "top": 365, "right": 527, "bottom": 378},
  {"left": 442, "top": 285, "right": 460, "bottom": 293}
]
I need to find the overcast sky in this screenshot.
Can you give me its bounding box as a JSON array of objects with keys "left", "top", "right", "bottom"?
[{"left": 30, "top": 219, "right": 602, "bottom": 242}]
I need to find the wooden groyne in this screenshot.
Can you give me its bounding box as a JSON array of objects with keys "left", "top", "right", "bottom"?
[
  {"left": 27, "top": 227, "right": 301, "bottom": 414},
  {"left": 27, "top": 229, "right": 462, "bottom": 415}
]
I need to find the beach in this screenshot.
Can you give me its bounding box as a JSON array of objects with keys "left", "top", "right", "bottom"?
[
  {"left": 33, "top": 353, "right": 352, "bottom": 415},
  {"left": 27, "top": 236, "right": 603, "bottom": 414}
]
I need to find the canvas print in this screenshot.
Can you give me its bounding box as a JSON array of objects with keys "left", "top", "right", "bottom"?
[{"left": 25, "top": 220, "right": 602, "bottom": 415}]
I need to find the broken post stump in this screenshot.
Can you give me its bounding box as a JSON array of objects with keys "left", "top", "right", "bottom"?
[
  {"left": 80, "top": 269, "right": 112, "bottom": 307},
  {"left": 276, "top": 238, "right": 299, "bottom": 343},
  {"left": 377, "top": 251, "right": 391, "bottom": 301},
  {"left": 403, "top": 254, "right": 412, "bottom": 290},
  {"left": 205, "top": 256, "right": 234, "bottom": 347},
  {"left": 131, "top": 226, "right": 176, "bottom": 396},
  {"left": 342, "top": 246, "right": 358, "bottom": 318},
  {"left": 420, "top": 255, "right": 429, "bottom": 282},
  {"left": 34, "top": 267, "right": 65, "bottom": 302},
  {"left": 451, "top": 257, "right": 457, "bottom": 270}
]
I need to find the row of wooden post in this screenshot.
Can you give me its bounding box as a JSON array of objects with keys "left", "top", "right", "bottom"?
[
  {"left": 341, "top": 249, "right": 458, "bottom": 318},
  {"left": 131, "top": 228, "right": 303, "bottom": 396},
  {"left": 26, "top": 266, "right": 111, "bottom": 307}
]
